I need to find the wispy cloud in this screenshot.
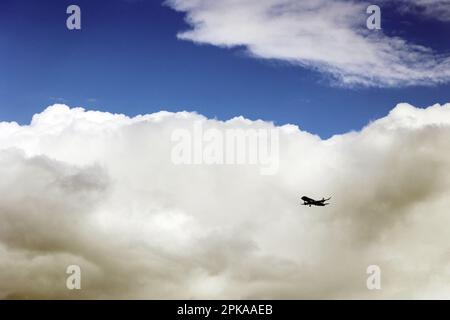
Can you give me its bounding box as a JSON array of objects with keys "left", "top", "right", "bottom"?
[
  {"left": 166, "top": 0, "right": 450, "bottom": 87},
  {"left": 49, "top": 97, "right": 68, "bottom": 103},
  {"left": 398, "top": 0, "right": 450, "bottom": 22}
]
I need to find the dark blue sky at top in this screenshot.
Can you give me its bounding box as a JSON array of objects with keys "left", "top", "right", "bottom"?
[{"left": 0, "top": 0, "right": 449, "bottom": 138}]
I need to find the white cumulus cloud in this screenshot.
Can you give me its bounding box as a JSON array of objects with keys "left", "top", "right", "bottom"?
[{"left": 1, "top": 103, "right": 450, "bottom": 298}]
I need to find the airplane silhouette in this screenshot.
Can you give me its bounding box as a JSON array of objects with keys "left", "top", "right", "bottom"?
[{"left": 301, "top": 196, "right": 331, "bottom": 207}]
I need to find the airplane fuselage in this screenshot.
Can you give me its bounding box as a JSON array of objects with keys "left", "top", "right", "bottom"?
[{"left": 301, "top": 196, "right": 331, "bottom": 207}]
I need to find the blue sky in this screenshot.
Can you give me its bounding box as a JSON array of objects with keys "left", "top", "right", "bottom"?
[{"left": 1, "top": 0, "right": 449, "bottom": 137}]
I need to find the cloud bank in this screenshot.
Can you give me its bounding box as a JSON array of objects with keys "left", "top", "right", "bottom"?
[
  {"left": 166, "top": 0, "right": 450, "bottom": 87},
  {"left": 1, "top": 103, "right": 450, "bottom": 299}
]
